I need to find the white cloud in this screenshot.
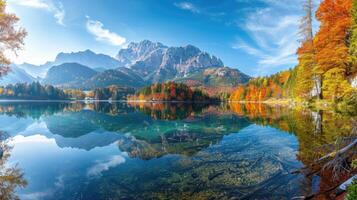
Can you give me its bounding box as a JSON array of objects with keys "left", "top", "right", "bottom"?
[
  {"left": 86, "top": 17, "right": 127, "bottom": 47},
  {"left": 233, "top": 5, "right": 301, "bottom": 76},
  {"left": 87, "top": 155, "right": 126, "bottom": 177},
  {"left": 233, "top": 40, "right": 264, "bottom": 57},
  {"left": 13, "top": 0, "right": 50, "bottom": 9},
  {"left": 53, "top": 2, "right": 65, "bottom": 26},
  {"left": 174, "top": 2, "right": 200, "bottom": 13},
  {"left": 10, "top": 0, "right": 66, "bottom": 26}
]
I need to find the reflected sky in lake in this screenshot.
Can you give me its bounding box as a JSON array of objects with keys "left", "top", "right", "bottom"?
[{"left": 0, "top": 102, "right": 354, "bottom": 199}]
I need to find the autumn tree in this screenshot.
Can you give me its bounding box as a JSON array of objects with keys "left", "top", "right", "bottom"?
[
  {"left": 322, "top": 68, "right": 353, "bottom": 102},
  {"left": 131, "top": 82, "right": 210, "bottom": 102},
  {"left": 349, "top": 0, "right": 357, "bottom": 76},
  {"left": 229, "top": 71, "right": 291, "bottom": 101},
  {"left": 314, "top": 0, "right": 353, "bottom": 99},
  {"left": 0, "top": 0, "right": 27, "bottom": 77},
  {"left": 294, "top": 0, "right": 316, "bottom": 99}
]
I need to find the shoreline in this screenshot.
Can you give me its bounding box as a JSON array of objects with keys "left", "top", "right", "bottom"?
[
  {"left": 228, "top": 99, "right": 294, "bottom": 106},
  {"left": 0, "top": 99, "right": 220, "bottom": 103},
  {"left": 0, "top": 98, "right": 326, "bottom": 108},
  {"left": 0, "top": 98, "right": 293, "bottom": 104},
  {"left": 0, "top": 99, "right": 219, "bottom": 104}
]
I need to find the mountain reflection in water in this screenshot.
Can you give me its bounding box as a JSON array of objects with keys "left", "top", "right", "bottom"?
[{"left": 0, "top": 102, "right": 355, "bottom": 199}]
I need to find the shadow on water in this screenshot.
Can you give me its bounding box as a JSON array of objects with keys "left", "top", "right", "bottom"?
[{"left": 0, "top": 101, "right": 355, "bottom": 199}]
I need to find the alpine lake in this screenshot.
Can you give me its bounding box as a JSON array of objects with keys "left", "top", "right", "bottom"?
[{"left": 0, "top": 101, "right": 355, "bottom": 200}]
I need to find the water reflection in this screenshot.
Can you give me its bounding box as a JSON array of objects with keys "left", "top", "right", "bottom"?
[
  {"left": 128, "top": 101, "right": 213, "bottom": 120},
  {"left": 0, "top": 102, "right": 354, "bottom": 199},
  {"left": 229, "top": 103, "right": 356, "bottom": 163},
  {"left": 0, "top": 131, "right": 27, "bottom": 200},
  {"left": 229, "top": 103, "right": 357, "bottom": 199}
]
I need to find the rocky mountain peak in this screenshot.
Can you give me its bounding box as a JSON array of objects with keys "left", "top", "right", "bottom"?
[
  {"left": 117, "top": 40, "right": 168, "bottom": 67},
  {"left": 127, "top": 40, "right": 166, "bottom": 50},
  {"left": 55, "top": 49, "right": 94, "bottom": 60},
  {"left": 117, "top": 40, "right": 224, "bottom": 82}
]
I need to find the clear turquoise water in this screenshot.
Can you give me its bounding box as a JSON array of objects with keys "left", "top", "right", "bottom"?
[{"left": 0, "top": 102, "right": 351, "bottom": 199}]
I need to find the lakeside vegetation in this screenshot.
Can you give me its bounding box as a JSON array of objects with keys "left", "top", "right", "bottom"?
[
  {"left": 230, "top": 0, "right": 357, "bottom": 109},
  {"left": 128, "top": 82, "right": 212, "bottom": 102},
  {"left": 0, "top": 82, "right": 68, "bottom": 100},
  {"left": 0, "top": 81, "right": 215, "bottom": 102},
  {"left": 0, "top": 82, "right": 135, "bottom": 101},
  {"left": 229, "top": 70, "right": 291, "bottom": 101},
  {"left": 91, "top": 86, "right": 135, "bottom": 101}
]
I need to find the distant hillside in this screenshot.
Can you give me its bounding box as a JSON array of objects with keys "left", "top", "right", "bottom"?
[
  {"left": 80, "top": 68, "right": 146, "bottom": 89},
  {"left": 17, "top": 50, "right": 120, "bottom": 78},
  {"left": 0, "top": 65, "right": 35, "bottom": 86},
  {"left": 43, "top": 63, "right": 98, "bottom": 86},
  {"left": 54, "top": 49, "right": 121, "bottom": 69},
  {"left": 175, "top": 67, "right": 250, "bottom": 87},
  {"left": 16, "top": 63, "right": 47, "bottom": 78}
]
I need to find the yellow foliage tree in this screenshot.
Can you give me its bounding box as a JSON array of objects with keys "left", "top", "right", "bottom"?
[
  {"left": 349, "top": 0, "right": 357, "bottom": 76},
  {"left": 295, "top": 42, "right": 315, "bottom": 99},
  {"left": 0, "top": 0, "right": 27, "bottom": 77},
  {"left": 314, "top": 0, "right": 353, "bottom": 100},
  {"left": 322, "top": 68, "right": 353, "bottom": 102},
  {"left": 293, "top": 0, "right": 316, "bottom": 99}
]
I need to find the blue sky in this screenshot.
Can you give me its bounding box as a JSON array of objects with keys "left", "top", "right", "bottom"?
[{"left": 7, "top": 0, "right": 313, "bottom": 76}]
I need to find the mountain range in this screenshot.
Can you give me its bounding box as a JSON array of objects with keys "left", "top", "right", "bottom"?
[
  {"left": 117, "top": 40, "right": 225, "bottom": 83},
  {"left": 16, "top": 50, "right": 121, "bottom": 79},
  {"left": 4, "top": 40, "right": 250, "bottom": 89},
  {"left": 0, "top": 65, "right": 36, "bottom": 86}
]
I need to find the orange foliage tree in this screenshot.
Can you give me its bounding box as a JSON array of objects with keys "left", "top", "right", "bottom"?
[
  {"left": 0, "top": 0, "right": 27, "bottom": 77},
  {"left": 229, "top": 71, "right": 291, "bottom": 101},
  {"left": 314, "top": 0, "right": 353, "bottom": 99}
]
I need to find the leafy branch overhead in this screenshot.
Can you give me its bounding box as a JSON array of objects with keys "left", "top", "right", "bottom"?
[{"left": 0, "top": 0, "right": 27, "bottom": 76}]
